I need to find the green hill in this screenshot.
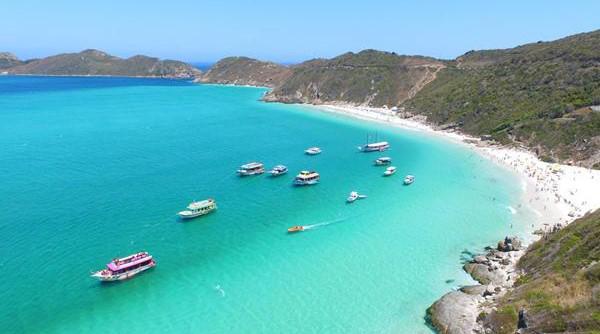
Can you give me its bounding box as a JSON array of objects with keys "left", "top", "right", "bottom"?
[
  {"left": 5, "top": 49, "right": 201, "bottom": 78},
  {"left": 404, "top": 30, "right": 600, "bottom": 167},
  {"left": 264, "top": 50, "right": 445, "bottom": 106},
  {"left": 484, "top": 210, "right": 600, "bottom": 333},
  {"left": 195, "top": 56, "right": 292, "bottom": 87}
]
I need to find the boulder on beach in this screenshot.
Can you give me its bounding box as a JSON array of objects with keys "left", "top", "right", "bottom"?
[
  {"left": 459, "top": 285, "right": 487, "bottom": 296},
  {"left": 427, "top": 291, "right": 480, "bottom": 334},
  {"left": 463, "top": 263, "right": 505, "bottom": 285},
  {"left": 497, "top": 236, "right": 522, "bottom": 252}
]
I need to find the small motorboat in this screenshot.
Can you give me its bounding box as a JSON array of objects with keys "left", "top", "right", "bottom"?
[
  {"left": 404, "top": 175, "right": 415, "bottom": 185},
  {"left": 287, "top": 225, "right": 304, "bottom": 233},
  {"left": 269, "top": 165, "right": 288, "bottom": 176},
  {"left": 384, "top": 166, "right": 397, "bottom": 176},
  {"left": 305, "top": 147, "right": 322, "bottom": 155},
  {"left": 374, "top": 157, "right": 392, "bottom": 166},
  {"left": 347, "top": 191, "right": 367, "bottom": 203}
]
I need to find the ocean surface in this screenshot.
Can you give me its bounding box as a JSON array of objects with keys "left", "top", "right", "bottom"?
[{"left": 0, "top": 76, "right": 534, "bottom": 333}]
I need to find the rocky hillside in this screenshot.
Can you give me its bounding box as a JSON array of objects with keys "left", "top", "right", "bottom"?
[
  {"left": 404, "top": 30, "right": 600, "bottom": 167},
  {"left": 195, "top": 57, "right": 291, "bottom": 87},
  {"left": 264, "top": 50, "right": 445, "bottom": 106},
  {"left": 0, "top": 52, "right": 23, "bottom": 69},
  {"left": 484, "top": 210, "right": 600, "bottom": 333},
  {"left": 4, "top": 49, "right": 201, "bottom": 78}
]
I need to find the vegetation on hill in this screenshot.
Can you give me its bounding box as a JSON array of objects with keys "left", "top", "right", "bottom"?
[
  {"left": 264, "top": 50, "right": 445, "bottom": 106},
  {"left": 5, "top": 49, "right": 201, "bottom": 78},
  {"left": 484, "top": 210, "right": 600, "bottom": 333},
  {"left": 195, "top": 56, "right": 292, "bottom": 87},
  {"left": 404, "top": 30, "right": 600, "bottom": 167}
]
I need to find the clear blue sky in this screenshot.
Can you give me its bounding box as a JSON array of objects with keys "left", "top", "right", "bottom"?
[{"left": 2, "top": 0, "right": 599, "bottom": 63}]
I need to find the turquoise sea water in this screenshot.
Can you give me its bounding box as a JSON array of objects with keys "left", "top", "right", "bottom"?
[{"left": 0, "top": 76, "right": 532, "bottom": 333}]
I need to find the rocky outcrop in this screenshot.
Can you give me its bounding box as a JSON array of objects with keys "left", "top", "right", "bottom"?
[
  {"left": 427, "top": 236, "right": 525, "bottom": 334},
  {"left": 427, "top": 291, "right": 482, "bottom": 334},
  {"left": 0, "top": 52, "right": 23, "bottom": 69},
  {"left": 195, "top": 57, "right": 292, "bottom": 88},
  {"left": 5, "top": 49, "right": 201, "bottom": 78}
]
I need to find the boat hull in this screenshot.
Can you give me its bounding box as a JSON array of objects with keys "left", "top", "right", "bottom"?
[
  {"left": 293, "top": 180, "right": 319, "bottom": 186},
  {"left": 92, "top": 261, "right": 156, "bottom": 282}
]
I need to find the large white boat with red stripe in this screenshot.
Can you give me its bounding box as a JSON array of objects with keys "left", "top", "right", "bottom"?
[{"left": 91, "top": 251, "right": 156, "bottom": 281}]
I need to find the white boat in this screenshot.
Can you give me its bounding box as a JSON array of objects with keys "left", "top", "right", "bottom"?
[
  {"left": 383, "top": 166, "right": 397, "bottom": 176},
  {"left": 347, "top": 191, "right": 367, "bottom": 203},
  {"left": 293, "top": 171, "right": 320, "bottom": 186},
  {"left": 305, "top": 147, "right": 322, "bottom": 155},
  {"left": 269, "top": 165, "right": 288, "bottom": 176},
  {"left": 374, "top": 157, "right": 392, "bottom": 166},
  {"left": 237, "top": 162, "right": 265, "bottom": 176},
  {"left": 359, "top": 141, "right": 390, "bottom": 152},
  {"left": 178, "top": 199, "right": 217, "bottom": 219},
  {"left": 403, "top": 175, "right": 415, "bottom": 185}
]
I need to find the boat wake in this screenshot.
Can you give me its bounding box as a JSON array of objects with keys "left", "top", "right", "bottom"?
[{"left": 302, "top": 217, "right": 347, "bottom": 230}]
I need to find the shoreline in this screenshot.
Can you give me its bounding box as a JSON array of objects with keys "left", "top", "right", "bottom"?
[
  {"left": 300, "top": 102, "right": 600, "bottom": 332},
  {"left": 0, "top": 73, "right": 197, "bottom": 80},
  {"left": 307, "top": 103, "right": 600, "bottom": 234}
]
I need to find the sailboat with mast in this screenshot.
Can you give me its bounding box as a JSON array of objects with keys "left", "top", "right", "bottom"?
[{"left": 358, "top": 132, "right": 390, "bottom": 152}]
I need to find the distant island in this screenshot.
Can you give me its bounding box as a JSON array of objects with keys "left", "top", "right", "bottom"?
[{"left": 0, "top": 49, "right": 200, "bottom": 78}]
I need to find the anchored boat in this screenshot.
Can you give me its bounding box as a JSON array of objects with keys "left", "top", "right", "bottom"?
[
  {"left": 358, "top": 133, "right": 390, "bottom": 152},
  {"left": 403, "top": 175, "right": 415, "bottom": 185},
  {"left": 305, "top": 147, "right": 322, "bottom": 155},
  {"left": 293, "top": 171, "right": 320, "bottom": 186},
  {"left": 383, "top": 166, "right": 397, "bottom": 176},
  {"left": 269, "top": 165, "right": 288, "bottom": 176},
  {"left": 91, "top": 252, "right": 156, "bottom": 281},
  {"left": 178, "top": 199, "right": 217, "bottom": 219},
  {"left": 237, "top": 162, "right": 265, "bottom": 176},
  {"left": 374, "top": 157, "right": 392, "bottom": 166}
]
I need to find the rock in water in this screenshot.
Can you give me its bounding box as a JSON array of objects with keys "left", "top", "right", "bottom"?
[{"left": 427, "top": 291, "right": 480, "bottom": 334}]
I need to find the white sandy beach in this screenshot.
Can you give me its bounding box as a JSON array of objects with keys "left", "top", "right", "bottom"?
[{"left": 313, "top": 103, "right": 600, "bottom": 237}]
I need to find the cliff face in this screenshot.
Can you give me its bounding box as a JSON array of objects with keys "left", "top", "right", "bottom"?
[
  {"left": 5, "top": 49, "right": 201, "bottom": 78},
  {"left": 195, "top": 57, "right": 292, "bottom": 87},
  {"left": 263, "top": 50, "right": 445, "bottom": 107},
  {"left": 405, "top": 30, "right": 600, "bottom": 167}
]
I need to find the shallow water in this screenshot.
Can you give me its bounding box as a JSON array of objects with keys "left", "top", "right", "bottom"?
[{"left": 0, "top": 76, "right": 533, "bottom": 333}]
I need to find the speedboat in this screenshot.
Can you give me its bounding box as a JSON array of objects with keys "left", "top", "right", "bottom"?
[
  {"left": 293, "top": 171, "right": 320, "bottom": 186},
  {"left": 91, "top": 252, "right": 156, "bottom": 281},
  {"left": 178, "top": 199, "right": 217, "bottom": 219},
  {"left": 347, "top": 191, "right": 367, "bottom": 203},
  {"left": 237, "top": 162, "right": 265, "bottom": 176},
  {"left": 269, "top": 165, "right": 288, "bottom": 176},
  {"left": 374, "top": 157, "right": 392, "bottom": 166},
  {"left": 403, "top": 175, "right": 415, "bottom": 185},
  {"left": 384, "top": 166, "right": 397, "bottom": 176},
  {"left": 287, "top": 225, "right": 304, "bottom": 233},
  {"left": 305, "top": 147, "right": 322, "bottom": 155}
]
